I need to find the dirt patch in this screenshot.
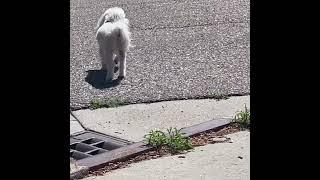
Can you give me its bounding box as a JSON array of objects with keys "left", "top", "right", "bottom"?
[{"left": 86, "top": 123, "right": 248, "bottom": 177}]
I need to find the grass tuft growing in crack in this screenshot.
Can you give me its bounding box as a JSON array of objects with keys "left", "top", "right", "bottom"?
[
  {"left": 232, "top": 104, "right": 250, "bottom": 129},
  {"left": 144, "top": 127, "right": 193, "bottom": 154},
  {"left": 90, "top": 98, "right": 126, "bottom": 109},
  {"left": 207, "top": 93, "right": 229, "bottom": 101}
]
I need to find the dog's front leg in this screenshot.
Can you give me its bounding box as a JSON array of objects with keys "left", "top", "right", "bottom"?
[{"left": 119, "top": 50, "right": 126, "bottom": 78}]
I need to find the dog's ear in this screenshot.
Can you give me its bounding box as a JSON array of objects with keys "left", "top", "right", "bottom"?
[{"left": 95, "top": 12, "right": 108, "bottom": 31}]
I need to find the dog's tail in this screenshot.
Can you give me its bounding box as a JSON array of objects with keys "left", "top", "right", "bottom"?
[{"left": 116, "top": 24, "right": 132, "bottom": 52}]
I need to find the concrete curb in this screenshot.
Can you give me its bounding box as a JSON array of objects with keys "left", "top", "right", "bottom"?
[{"left": 70, "top": 166, "right": 89, "bottom": 180}]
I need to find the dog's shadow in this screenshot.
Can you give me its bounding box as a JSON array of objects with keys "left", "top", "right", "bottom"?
[{"left": 85, "top": 69, "right": 122, "bottom": 89}]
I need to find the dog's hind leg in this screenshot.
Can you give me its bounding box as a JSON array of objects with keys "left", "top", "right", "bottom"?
[
  {"left": 104, "top": 51, "right": 115, "bottom": 81},
  {"left": 114, "top": 54, "right": 119, "bottom": 65},
  {"left": 118, "top": 50, "right": 126, "bottom": 79},
  {"left": 99, "top": 46, "right": 108, "bottom": 71}
]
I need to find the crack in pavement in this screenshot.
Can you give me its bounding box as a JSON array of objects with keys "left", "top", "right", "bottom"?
[{"left": 71, "top": 93, "right": 249, "bottom": 111}]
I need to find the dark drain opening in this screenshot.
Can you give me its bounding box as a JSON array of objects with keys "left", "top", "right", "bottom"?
[
  {"left": 71, "top": 150, "right": 91, "bottom": 159},
  {"left": 70, "top": 131, "right": 133, "bottom": 161}
]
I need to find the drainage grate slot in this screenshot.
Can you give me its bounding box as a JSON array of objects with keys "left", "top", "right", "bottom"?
[
  {"left": 87, "top": 149, "right": 107, "bottom": 155},
  {"left": 92, "top": 141, "right": 123, "bottom": 150},
  {"left": 71, "top": 143, "right": 96, "bottom": 153},
  {"left": 70, "top": 131, "right": 134, "bottom": 161},
  {"left": 71, "top": 150, "right": 92, "bottom": 160},
  {"left": 81, "top": 138, "right": 104, "bottom": 144}
]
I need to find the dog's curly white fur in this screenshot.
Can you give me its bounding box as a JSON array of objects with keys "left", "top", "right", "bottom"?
[{"left": 95, "top": 7, "right": 131, "bottom": 81}]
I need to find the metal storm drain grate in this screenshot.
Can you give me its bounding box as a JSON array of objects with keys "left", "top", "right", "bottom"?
[{"left": 70, "top": 131, "right": 133, "bottom": 161}]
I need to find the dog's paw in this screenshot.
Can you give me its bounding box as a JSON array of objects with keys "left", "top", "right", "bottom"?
[
  {"left": 118, "top": 76, "right": 125, "bottom": 80},
  {"left": 114, "top": 56, "right": 119, "bottom": 64},
  {"left": 114, "top": 66, "right": 119, "bottom": 73}
]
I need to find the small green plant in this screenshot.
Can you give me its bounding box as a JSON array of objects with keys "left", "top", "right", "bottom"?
[
  {"left": 144, "top": 130, "right": 167, "bottom": 147},
  {"left": 105, "top": 98, "right": 124, "bottom": 108},
  {"left": 144, "top": 127, "right": 193, "bottom": 153},
  {"left": 166, "top": 127, "right": 193, "bottom": 153},
  {"left": 90, "top": 99, "right": 106, "bottom": 109},
  {"left": 90, "top": 98, "right": 125, "bottom": 109},
  {"left": 208, "top": 93, "right": 229, "bottom": 101},
  {"left": 233, "top": 104, "right": 250, "bottom": 128}
]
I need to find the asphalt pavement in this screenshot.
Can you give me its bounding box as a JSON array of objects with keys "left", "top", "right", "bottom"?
[{"left": 70, "top": 0, "right": 250, "bottom": 110}]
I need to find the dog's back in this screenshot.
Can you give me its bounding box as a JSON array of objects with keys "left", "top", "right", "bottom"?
[
  {"left": 96, "top": 21, "right": 130, "bottom": 54},
  {"left": 96, "top": 7, "right": 131, "bottom": 54}
]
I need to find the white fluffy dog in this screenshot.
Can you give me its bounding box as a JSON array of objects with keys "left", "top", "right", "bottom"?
[{"left": 95, "top": 7, "right": 131, "bottom": 81}]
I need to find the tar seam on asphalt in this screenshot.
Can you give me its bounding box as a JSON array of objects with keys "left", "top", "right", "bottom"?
[{"left": 131, "top": 21, "right": 249, "bottom": 31}]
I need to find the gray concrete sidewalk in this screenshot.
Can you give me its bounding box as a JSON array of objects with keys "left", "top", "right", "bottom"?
[
  {"left": 71, "top": 96, "right": 250, "bottom": 142},
  {"left": 84, "top": 130, "right": 250, "bottom": 180},
  {"left": 70, "top": 96, "right": 250, "bottom": 179},
  {"left": 70, "top": 114, "right": 85, "bottom": 135}
]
